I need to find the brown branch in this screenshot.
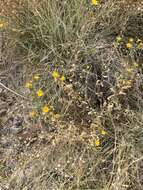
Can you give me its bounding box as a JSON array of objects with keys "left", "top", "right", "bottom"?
[{"left": 0, "top": 82, "right": 30, "bottom": 100}]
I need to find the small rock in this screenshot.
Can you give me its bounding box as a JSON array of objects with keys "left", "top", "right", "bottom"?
[{"left": 10, "top": 125, "right": 23, "bottom": 134}]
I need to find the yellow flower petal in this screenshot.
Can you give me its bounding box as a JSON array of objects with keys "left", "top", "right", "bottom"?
[
  {"left": 42, "top": 106, "right": 50, "bottom": 113},
  {"left": 126, "top": 42, "right": 132, "bottom": 49},
  {"left": 95, "top": 139, "right": 100, "bottom": 146},
  {"left": 91, "top": 0, "right": 99, "bottom": 6},
  {"left": 60, "top": 75, "right": 65, "bottom": 81},
  {"left": 52, "top": 71, "right": 60, "bottom": 79},
  {"left": 33, "top": 74, "right": 40, "bottom": 80},
  {"left": 101, "top": 130, "right": 106, "bottom": 135},
  {"left": 116, "top": 36, "right": 122, "bottom": 42},
  {"left": 36, "top": 89, "right": 44, "bottom": 97},
  {"left": 25, "top": 82, "right": 32, "bottom": 88}
]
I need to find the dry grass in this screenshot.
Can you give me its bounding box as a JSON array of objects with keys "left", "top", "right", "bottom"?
[{"left": 0, "top": 0, "right": 143, "bottom": 189}]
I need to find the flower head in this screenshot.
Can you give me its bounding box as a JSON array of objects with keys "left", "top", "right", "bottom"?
[
  {"left": 95, "top": 139, "right": 100, "bottom": 146},
  {"left": 116, "top": 36, "right": 122, "bottom": 42},
  {"left": 25, "top": 82, "right": 32, "bottom": 88},
  {"left": 42, "top": 105, "right": 50, "bottom": 113},
  {"left": 36, "top": 89, "right": 44, "bottom": 97},
  {"left": 60, "top": 75, "right": 65, "bottom": 81},
  {"left": 91, "top": 0, "right": 99, "bottom": 5},
  {"left": 33, "top": 74, "right": 40, "bottom": 80},
  {"left": 52, "top": 71, "right": 60, "bottom": 79},
  {"left": 101, "top": 130, "right": 106, "bottom": 135},
  {"left": 126, "top": 42, "right": 132, "bottom": 49}
]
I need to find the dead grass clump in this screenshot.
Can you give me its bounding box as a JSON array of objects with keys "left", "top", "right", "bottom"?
[
  {"left": 1, "top": 0, "right": 143, "bottom": 189},
  {"left": 6, "top": 111, "right": 143, "bottom": 190}
]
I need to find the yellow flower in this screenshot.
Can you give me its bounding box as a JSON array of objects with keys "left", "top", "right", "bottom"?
[
  {"left": 25, "top": 82, "right": 32, "bottom": 88},
  {"left": 116, "top": 36, "right": 122, "bottom": 42},
  {"left": 95, "top": 139, "right": 100, "bottom": 146},
  {"left": 33, "top": 74, "right": 40, "bottom": 80},
  {"left": 36, "top": 89, "right": 44, "bottom": 97},
  {"left": 60, "top": 75, "right": 65, "bottom": 81},
  {"left": 42, "top": 106, "right": 50, "bottom": 113},
  {"left": 126, "top": 42, "right": 132, "bottom": 49},
  {"left": 101, "top": 130, "right": 106, "bottom": 135},
  {"left": 52, "top": 71, "right": 60, "bottom": 79},
  {"left": 91, "top": 0, "right": 99, "bottom": 5},
  {"left": 29, "top": 111, "right": 37, "bottom": 117}
]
